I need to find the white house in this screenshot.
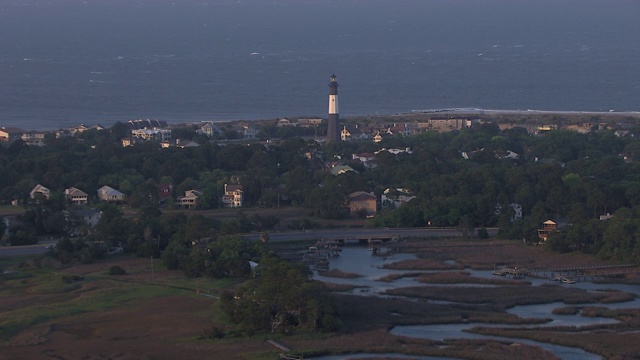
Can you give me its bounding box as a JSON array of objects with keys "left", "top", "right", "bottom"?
[
  {"left": 97, "top": 185, "right": 125, "bottom": 203},
  {"left": 381, "top": 188, "right": 415, "bottom": 208},
  {"left": 177, "top": 190, "right": 203, "bottom": 209},
  {"left": 65, "top": 187, "right": 89, "bottom": 205},
  {"left": 30, "top": 184, "right": 51, "bottom": 200},
  {"left": 131, "top": 128, "right": 172, "bottom": 142},
  {"left": 222, "top": 184, "right": 243, "bottom": 208}
]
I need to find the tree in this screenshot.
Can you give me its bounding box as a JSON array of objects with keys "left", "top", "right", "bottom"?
[{"left": 221, "top": 256, "right": 338, "bottom": 333}]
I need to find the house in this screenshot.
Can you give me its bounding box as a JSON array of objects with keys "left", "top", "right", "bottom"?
[
  {"left": 69, "top": 124, "right": 90, "bottom": 135},
  {"left": 341, "top": 125, "right": 371, "bottom": 141},
  {"left": 348, "top": 191, "right": 377, "bottom": 217},
  {"left": 65, "top": 187, "right": 89, "bottom": 205},
  {"left": 3, "top": 215, "right": 20, "bottom": 236},
  {"left": 97, "top": 185, "right": 125, "bottom": 203},
  {"left": 423, "top": 117, "right": 478, "bottom": 132},
  {"left": 383, "top": 123, "right": 415, "bottom": 137},
  {"left": 330, "top": 164, "right": 356, "bottom": 176},
  {"left": 68, "top": 208, "right": 102, "bottom": 229},
  {"left": 30, "top": 184, "right": 51, "bottom": 200},
  {"left": 277, "top": 118, "right": 295, "bottom": 127},
  {"left": 198, "top": 122, "right": 222, "bottom": 137},
  {"left": 179, "top": 140, "right": 200, "bottom": 148},
  {"left": 69, "top": 124, "right": 104, "bottom": 135},
  {"left": 537, "top": 220, "right": 558, "bottom": 242},
  {"left": 0, "top": 127, "right": 24, "bottom": 142},
  {"left": 128, "top": 119, "right": 167, "bottom": 129},
  {"left": 375, "top": 147, "right": 413, "bottom": 156},
  {"left": 298, "top": 118, "right": 323, "bottom": 127},
  {"left": 509, "top": 203, "right": 523, "bottom": 221},
  {"left": 177, "top": 190, "right": 202, "bottom": 209},
  {"left": 222, "top": 184, "right": 243, "bottom": 208},
  {"left": 131, "top": 128, "right": 172, "bottom": 142},
  {"left": 21, "top": 131, "right": 46, "bottom": 145},
  {"left": 503, "top": 150, "right": 520, "bottom": 160},
  {"left": 242, "top": 124, "right": 258, "bottom": 139},
  {"left": 381, "top": 188, "right": 415, "bottom": 208},
  {"left": 158, "top": 184, "right": 173, "bottom": 203},
  {"left": 56, "top": 129, "right": 74, "bottom": 139},
  {"left": 352, "top": 152, "right": 376, "bottom": 163},
  {"left": 599, "top": 213, "right": 613, "bottom": 221},
  {"left": 494, "top": 203, "right": 523, "bottom": 222}
]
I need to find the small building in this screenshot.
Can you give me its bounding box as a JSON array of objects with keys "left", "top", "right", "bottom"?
[
  {"left": 537, "top": 220, "right": 557, "bottom": 242},
  {"left": 97, "top": 185, "right": 125, "bottom": 203},
  {"left": 30, "top": 184, "right": 51, "bottom": 200},
  {"left": 222, "top": 184, "right": 243, "bottom": 208},
  {"left": 381, "top": 188, "right": 415, "bottom": 209},
  {"left": 65, "top": 187, "right": 89, "bottom": 205},
  {"left": 177, "top": 190, "right": 202, "bottom": 209},
  {"left": 348, "top": 191, "right": 377, "bottom": 217}
]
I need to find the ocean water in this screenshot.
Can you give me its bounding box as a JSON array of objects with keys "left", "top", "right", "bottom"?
[{"left": 0, "top": 0, "right": 638, "bottom": 130}]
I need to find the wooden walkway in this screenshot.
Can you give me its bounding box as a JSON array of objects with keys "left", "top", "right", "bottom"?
[
  {"left": 492, "top": 263, "right": 638, "bottom": 282},
  {"left": 529, "top": 263, "right": 637, "bottom": 281}
]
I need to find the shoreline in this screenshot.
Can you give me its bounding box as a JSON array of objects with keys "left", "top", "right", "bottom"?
[{"left": 3, "top": 108, "right": 640, "bottom": 132}]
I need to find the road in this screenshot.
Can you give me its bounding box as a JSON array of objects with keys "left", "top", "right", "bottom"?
[
  {"left": 0, "top": 243, "right": 52, "bottom": 257},
  {"left": 0, "top": 228, "right": 499, "bottom": 257},
  {"left": 242, "top": 227, "right": 498, "bottom": 242}
]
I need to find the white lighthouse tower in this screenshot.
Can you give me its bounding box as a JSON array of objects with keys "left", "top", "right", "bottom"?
[{"left": 326, "top": 74, "right": 340, "bottom": 143}]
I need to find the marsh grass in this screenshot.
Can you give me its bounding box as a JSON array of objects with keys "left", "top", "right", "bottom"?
[
  {"left": 321, "top": 282, "right": 366, "bottom": 292},
  {"left": 383, "top": 258, "right": 463, "bottom": 271},
  {"left": 552, "top": 306, "right": 580, "bottom": 315},
  {"left": 377, "top": 272, "right": 421, "bottom": 282},
  {"left": 386, "top": 283, "right": 632, "bottom": 309},
  {"left": 0, "top": 261, "right": 218, "bottom": 342},
  {"left": 317, "top": 269, "right": 363, "bottom": 278}
]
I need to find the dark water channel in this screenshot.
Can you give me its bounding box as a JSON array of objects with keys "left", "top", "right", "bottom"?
[{"left": 310, "top": 245, "right": 639, "bottom": 360}]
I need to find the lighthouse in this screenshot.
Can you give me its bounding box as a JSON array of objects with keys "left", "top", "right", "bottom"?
[{"left": 326, "top": 74, "right": 340, "bottom": 143}]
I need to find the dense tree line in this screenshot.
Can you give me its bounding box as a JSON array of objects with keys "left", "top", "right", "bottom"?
[{"left": 4, "top": 120, "right": 640, "bottom": 263}]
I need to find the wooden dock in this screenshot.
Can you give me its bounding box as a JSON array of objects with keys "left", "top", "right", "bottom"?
[{"left": 529, "top": 263, "right": 637, "bottom": 282}]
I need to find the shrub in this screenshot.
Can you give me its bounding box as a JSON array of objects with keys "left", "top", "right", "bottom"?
[{"left": 108, "top": 265, "right": 126, "bottom": 275}]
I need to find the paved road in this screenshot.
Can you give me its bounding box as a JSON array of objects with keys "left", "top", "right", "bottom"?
[
  {"left": 0, "top": 243, "right": 52, "bottom": 257},
  {"left": 242, "top": 227, "right": 498, "bottom": 242},
  {"left": 0, "top": 228, "right": 498, "bottom": 257}
]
